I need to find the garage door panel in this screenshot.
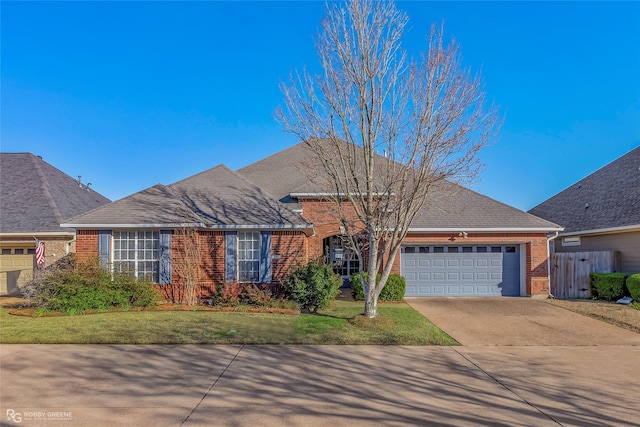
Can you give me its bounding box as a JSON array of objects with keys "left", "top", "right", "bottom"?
[
  {"left": 461, "top": 259, "right": 474, "bottom": 267},
  {"left": 433, "top": 272, "right": 445, "bottom": 281},
  {"left": 475, "top": 259, "right": 488, "bottom": 267},
  {"left": 402, "top": 246, "right": 520, "bottom": 297}
]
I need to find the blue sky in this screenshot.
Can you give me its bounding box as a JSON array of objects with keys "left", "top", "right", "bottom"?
[{"left": 2, "top": 1, "right": 639, "bottom": 211}]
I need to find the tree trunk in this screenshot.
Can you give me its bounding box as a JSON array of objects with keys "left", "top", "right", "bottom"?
[
  {"left": 364, "top": 289, "right": 378, "bottom": 318},
  {"left": 364, "top": 267, "right": 379, "bottom": 317}
]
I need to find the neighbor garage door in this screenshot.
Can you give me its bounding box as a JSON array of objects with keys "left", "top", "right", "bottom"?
[
  {"left": 401, "top": 245, "right": 520, "bottom": 297},
  {"left": 0, "top": 254, "right": 34, "bottom": 295}
]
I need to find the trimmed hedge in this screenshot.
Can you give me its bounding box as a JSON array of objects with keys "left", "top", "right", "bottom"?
[
  {"left": 625, "top": 274, "right": 640, "bottom": 301},
  {"left": 350, "top": 273, "right": 406, "bottom": 301},
  {"left": 283, "top": 262, "right": 342, "bottom": 312},
  {"left": 589, "top": 272, "right": 626, "bottom": 301}
]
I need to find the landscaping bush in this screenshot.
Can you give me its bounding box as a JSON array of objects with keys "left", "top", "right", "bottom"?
[
  {"left": 240, "top": 284, "right": 275, "bottom": 307},
  {"left": 215, "top": 282, "right": 242, "bottom": 306},
  {"left": 283, "top": 262, "right": 342, "bottom": 312},
  {"left": 23, "top": 257, "right": 160, "bottom": 315},
  {"left": 350, "top": 273, "right": 406, "bottom": 301},
  {"left": 589, "top": 272, "right": 626, "bottom": 301},
  {"left": 625, "top": 274, "right": 640, "bottom": 302}
]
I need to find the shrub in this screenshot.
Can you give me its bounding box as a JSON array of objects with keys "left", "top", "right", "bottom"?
[
  {"left": 23, "top": 257, "right": 160, "bottom": 314},
  {"left": 589, "top": 272, "right": 626, "bottom": 301},
  {"left": 240, "top": 284, "right": 274, "bottom": 307},
  {"left": 216, "top": 282, "right": 242, "bottom": 306},
  {"left": 283, "top": 262, "right": 342, "bottom": 312},
  {"left": 625, "top": 274, "right": 640, "bottom": 302},
  {"left": 350, "top": 273, "right": 406, "bottom": 301}
]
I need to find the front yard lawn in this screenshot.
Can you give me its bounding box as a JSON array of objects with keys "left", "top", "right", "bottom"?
[{"left": 0, "top": 300, "right": 457, "bottom": 345}]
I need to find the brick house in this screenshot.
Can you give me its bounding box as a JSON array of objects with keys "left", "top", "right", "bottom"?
[
  {"left": 64, "top": 143, "right": 561, "bottom": 299},
  {"left": 0, "top": 153, "right": 110, "bottom": 294}
]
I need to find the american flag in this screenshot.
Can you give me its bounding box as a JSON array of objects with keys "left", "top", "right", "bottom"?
[{"left": 34, "top": 237, "right": 45, "bottom": 267}]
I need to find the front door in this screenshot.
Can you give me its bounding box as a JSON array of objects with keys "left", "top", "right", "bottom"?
[{"left": 324, "top": 236, "right": 359, "bottom": 287}]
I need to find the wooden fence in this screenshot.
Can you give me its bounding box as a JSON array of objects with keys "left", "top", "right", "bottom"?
[{"left": 550, "top": 251, "right": 620, "bottom": 299}]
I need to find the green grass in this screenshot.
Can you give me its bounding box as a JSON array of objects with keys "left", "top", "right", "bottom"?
[{"left": 0, "top": 300, "right": 457, "bottom": 345}]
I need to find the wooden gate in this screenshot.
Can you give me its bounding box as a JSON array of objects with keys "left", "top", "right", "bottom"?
[{"left": 550, "top": 251, "right": 620, "bottom": 299}]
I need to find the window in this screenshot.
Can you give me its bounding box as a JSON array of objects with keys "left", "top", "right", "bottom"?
[
  {"left": 14, "top": 248, "right": 24, "bottom": 254},
  {"left": 1, "top": 249, "right": 10, "bottom": 255},
  {"left": 505, "top": 246, "right": 517, "bottom": 253},
  {"left": 419, "top": 247, "right": 430, "bottom": 253},
  {"left": 433, "top": 247, "right": 444, "bottom": 253},
  {"left": 238, "top": 231, "right": 260, "bottom": 282},
  {"left": 447, "top": 246, "right": 459, "bottom": 253},
  {"left": 403, "top": 247, "right": 416, "bottom": 254},
  {"left": 491, "top": 246, "right": 502, "bottom": 253},
  {"left": 112, "top": 230, "right": 159, "bottom": 282},
  {"left": 27, "top": 248, "right": 36, "bottom": 255},
  {"left": 562, "top": 237, "right": 581, "bottom": 247},
  {"left": 462, "top": 246, "right": 473, "bottom": 253},
  {"left": 476, "top": 246, "right": 487, "bottom": 253}
]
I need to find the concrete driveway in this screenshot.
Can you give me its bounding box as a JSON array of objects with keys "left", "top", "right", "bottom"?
[
  {"left": 1, "top": 344, "right": 639, "bottom": 426},
  {"left": 406, "top": 297, "right": 640, "bottom": 346}
]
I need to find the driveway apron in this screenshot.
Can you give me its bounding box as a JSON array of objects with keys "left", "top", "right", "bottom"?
[{"left": 406, "top": 297, "right": 640, "bottom": 346}]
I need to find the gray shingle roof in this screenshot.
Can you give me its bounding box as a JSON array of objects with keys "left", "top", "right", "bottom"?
[
  {"left": 64, "top": 165, "right": 311, "bottom": 229},
  {"left": 0, "top": 153, "right": 111, "bottom": 233},
  {"left": 239, "top": 142, "right": 560, "bottom": 231},
  {"left": 529, "top": 146, "right": 640, "bottom": 233}
]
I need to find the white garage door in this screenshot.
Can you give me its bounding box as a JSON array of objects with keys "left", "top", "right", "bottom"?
[{"left": 401, "top": 245, "right": 520, "bottom": 297}]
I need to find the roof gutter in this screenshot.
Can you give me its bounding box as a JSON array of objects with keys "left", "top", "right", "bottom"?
[
  {"left": 407, "top": 227, "right": 564, "bottom": 233},
  {"left": 60, "top": 223, "right": 315, "bottom": 234},
  {"left": 0, "top": 231, "right": 76, "bottom": 237},
  {"left": 558, "top": 224, "right": 640, "bottom": 237}
]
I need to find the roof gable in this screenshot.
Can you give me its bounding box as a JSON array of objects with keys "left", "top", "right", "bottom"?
[
  {"left": 0, "top": 153, "right": 111, "bottom": 233},
  {"left": 65, "top": 164, "right": 311, "bottom": 229},
  {"left": 239, "top": 142, "right": 560, "bottom": 231},
  {"left": 529, "top": 146, "right": 640, "bottom": 233}
]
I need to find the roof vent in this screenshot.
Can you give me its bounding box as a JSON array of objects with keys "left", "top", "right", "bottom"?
[
  {"left": 585, "top": 203, "right": 589, "bottom": 209},
  {"left": 77, "top": 176, "right": 82, "bottom": 187}
]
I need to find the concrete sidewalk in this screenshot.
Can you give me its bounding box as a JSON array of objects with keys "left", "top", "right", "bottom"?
[
  {"left": 1, "top": 344, "right": 639, "bottom": 426},
  {"left": 406, "top": 297, "right": 640, "bottom": 346}
]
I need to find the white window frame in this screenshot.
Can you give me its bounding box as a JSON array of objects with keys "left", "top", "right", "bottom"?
[
  {"left": 237, "top": 231, "right": 260, "bottom": 283},
  {"left": 112, "top": 230, "right": 160, "bottom": 282}
]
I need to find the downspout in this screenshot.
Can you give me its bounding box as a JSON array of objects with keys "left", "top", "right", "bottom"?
[
  {"left": 546, "top": 231, "right": 559, "bottom": 298},
  {"left": 66, "top": 236, "right": 76, "bottom": 256}
]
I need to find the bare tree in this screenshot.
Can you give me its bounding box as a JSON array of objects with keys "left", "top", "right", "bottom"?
[
  {"left": 172, "top": 226, "right": 203, "bottom": 306},
  {"left": 277, "top": 0, "right": 500, "bottom": 317}
]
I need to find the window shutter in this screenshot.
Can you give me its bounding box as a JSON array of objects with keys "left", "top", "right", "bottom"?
[
  {"left": 98, "top": 230, "right": 111, "bottom": 269},
  {"left": 159, "top": 230, "right": 172, "bottom": 284},
  {"left": 259, "top": 231, "right": 272, "bottom": 283},
  {"left": 225, "top": 231, "right": 237, "bottom": 282}
]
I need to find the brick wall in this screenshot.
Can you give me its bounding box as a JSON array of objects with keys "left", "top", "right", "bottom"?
[
  {"left": 76, "top": 230, "right": 99, "bottom": 261},
  {"left": 272, "top": 230, "right": 308, "bottom": 282}
]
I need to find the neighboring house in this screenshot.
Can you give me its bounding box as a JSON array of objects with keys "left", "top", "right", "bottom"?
[
  {"left": 529, "top": 146, "right": 640, "bottom": 274},
  {"left": 0, "top": 153, "right": 111, "bottom": 294},
  {"left": 64, "top": 143, "right": 561, "bottom": 299}
]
